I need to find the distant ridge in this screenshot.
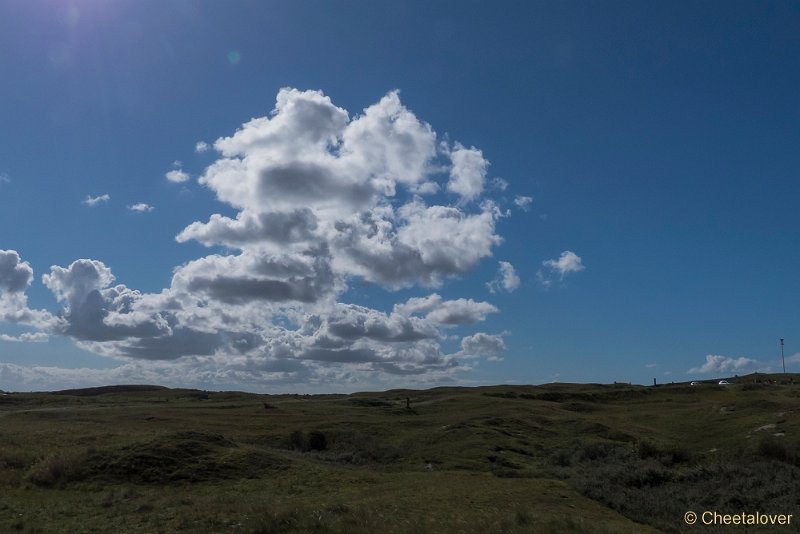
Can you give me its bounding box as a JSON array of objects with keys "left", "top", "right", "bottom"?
[
  {"left": 52, "top": 385, "right": 168, "bottom": 396},
  {"left": 33, "top": 373, "right": 800, "bottom": 397}
]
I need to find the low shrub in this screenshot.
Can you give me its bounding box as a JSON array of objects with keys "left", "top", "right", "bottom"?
[
  {"left": 79, "top": 432, "right": 283, "bottom": 484},
  {"left": 637, "top": 439, "right": 693, "bottom": 465},
  {"left": 289, "top": 430, "right": 328, "bottom": 452},
  {"left": 576, "top": 441, "right": 618, "bottom": 462},
  {"left": 27, "top": 451, "right": 83, "bottom": 488},
  {"left": 307, "top": 431, "right": 327, "bottom": 451},
  {"left": 549, "top": 436, "right": 800, "bottom": 533},
  {"left": 757, "top": 434, "right": 797, "bottom": 465}
]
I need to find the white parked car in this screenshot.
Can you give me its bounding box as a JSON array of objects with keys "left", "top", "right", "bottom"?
[{"left": 718, "top": 380, "right": 731, "bottom": 385}]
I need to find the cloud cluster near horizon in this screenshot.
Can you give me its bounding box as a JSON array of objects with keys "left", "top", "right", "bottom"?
[
  {"left": 0, "top": 89, "right": 537, "bottom": 389},
  {"left": 689, "top": 354, "right": 759, "bottom": 374}
]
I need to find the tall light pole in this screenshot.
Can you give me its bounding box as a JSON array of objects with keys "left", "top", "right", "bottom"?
[{"left": 781, "top": 338, "right": 785, "bottom": 374}]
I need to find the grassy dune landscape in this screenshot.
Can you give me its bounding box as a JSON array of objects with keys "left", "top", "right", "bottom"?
[{"left": 1, "top": 376, "right": 799, "bottom": 533}]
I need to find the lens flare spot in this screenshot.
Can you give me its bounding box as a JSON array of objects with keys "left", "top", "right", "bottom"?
[
  {"left": 227, "top": 51, "right": 241, "bottom": 65},
  {"left": 66, "top": 5, "right": 80, "bottom": 26},
  {"left": 48, "top": 44, "right": 73, "bottom": 69}
]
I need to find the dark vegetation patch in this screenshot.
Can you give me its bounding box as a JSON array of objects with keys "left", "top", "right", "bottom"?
[
  {"left": 580, "top": 422, "right": 636, "bottom": 443},
  {"left": 529, "top": 389, "right": 651, "bottom": 403},
  {"left": 484, "top": 387, "right": 651, "bottom": 404},
  {"left": 0, "top": 447, "right": 34, "bottom": 470},
  {"left": 757, "top": 434, "right": 799, "bottom": 465},
  {"left": 346, "top": 397, "right": 393, "bottom": 408},
  {"left": 26, "top": 450, "right": 85, "bottom": 488},
  {"left": 79, "top": 431, "right": 288, "bottom": 485},
  {"left": 483, "top": 391, "right": 520, "bottom": 399},
  {"left": 0, "top": 446, "right": 37, "bottom": 488},
  {"left": 200, "top": 403, "right": 254, "bottom": 410},
  {"left": 0, "top": 395, "right": 19, "bottom": 405},
  {"left": 740, "top": 383, "right": 771, "bottom": 391},
  {"left": 51, "top": 385, "right": 168, "bottom": 396},
  {"left": 743, "top": 399, "right": 782, "bottom": 411},
  {"left": 321, "top": 429, "right": 402, "bottom": 465},
  {"left": 548, "top": 437, "right": 800, "bottom": 533},
  {"left": 563, "top": 402, "right": 598, "bottom": 412},
  {"left": 288, "top": 430, "right": 328, "bottom": 452}
]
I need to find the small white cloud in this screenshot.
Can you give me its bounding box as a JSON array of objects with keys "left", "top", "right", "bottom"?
[
  {"left": 195, "top": 141, "right": 210, "bottom": 153},
  {"left": 689, "top": 354, "right": 759, "bottom": 374},
  {"left": 487, "top": 261, "right": 520, "bottom": 293},
  {"left": 514, "top": 195, "right": 533, "bottom": 211},
  {"left": 447, "top": 143, "right": 488, "bottom": 202},
  {"left": 410, "top": 181, "right": 439, "bottom": 195},
  {"left": 82, "top": 194, "right": 110, "bottom": 207},
  {"left": 0, "top": 332, "right": 48, "bottom": 343},
  {"left": 166, "top": 169, "right": 190, "bottom": 183},
  {"left": 537, "top": 250, "right": 584, "bottom": 288},
  {"left": 173, "top": 160, "right": 183, "bottom": 168},
  {"left": 490, "top": 177, "right": 508, "bottom": 191},
  {"left": 0, "top": 173, "right": 9, "bottom": 184},
  {"left": 127, "top": 203, "right": 154, "bottom": 213}
]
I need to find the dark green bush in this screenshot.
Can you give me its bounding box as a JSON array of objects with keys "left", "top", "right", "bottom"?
[
  {"left": 289, "top": 430, "right": 327, "bottom": 452},
  {"left": 757, "top": 434, "right": 796, "bottom": 465},
  {"left": 307, "top": 431, "right": 327, "bottom": 451},
  {"left": 27, "top": 452, "right": 83, "bottom": 488},
  {"left": 637, "top": 439, "right": 693, "bottom": 466}
]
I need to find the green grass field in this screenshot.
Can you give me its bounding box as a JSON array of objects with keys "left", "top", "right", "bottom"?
[{"left": 1, "top": 375, "right": 799, "bottom": 533}]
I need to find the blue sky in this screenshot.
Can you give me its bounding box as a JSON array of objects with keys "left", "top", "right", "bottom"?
[{"left": 1, "top": 1, "right": 798, "bottom": 392}]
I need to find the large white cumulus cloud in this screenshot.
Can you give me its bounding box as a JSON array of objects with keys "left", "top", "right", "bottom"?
[
  {"left": 196, "top": 89, "right": 435, "bottom": 219},
  {"left": 2, "top": 89, "right": 515, "bottom": 388}
]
